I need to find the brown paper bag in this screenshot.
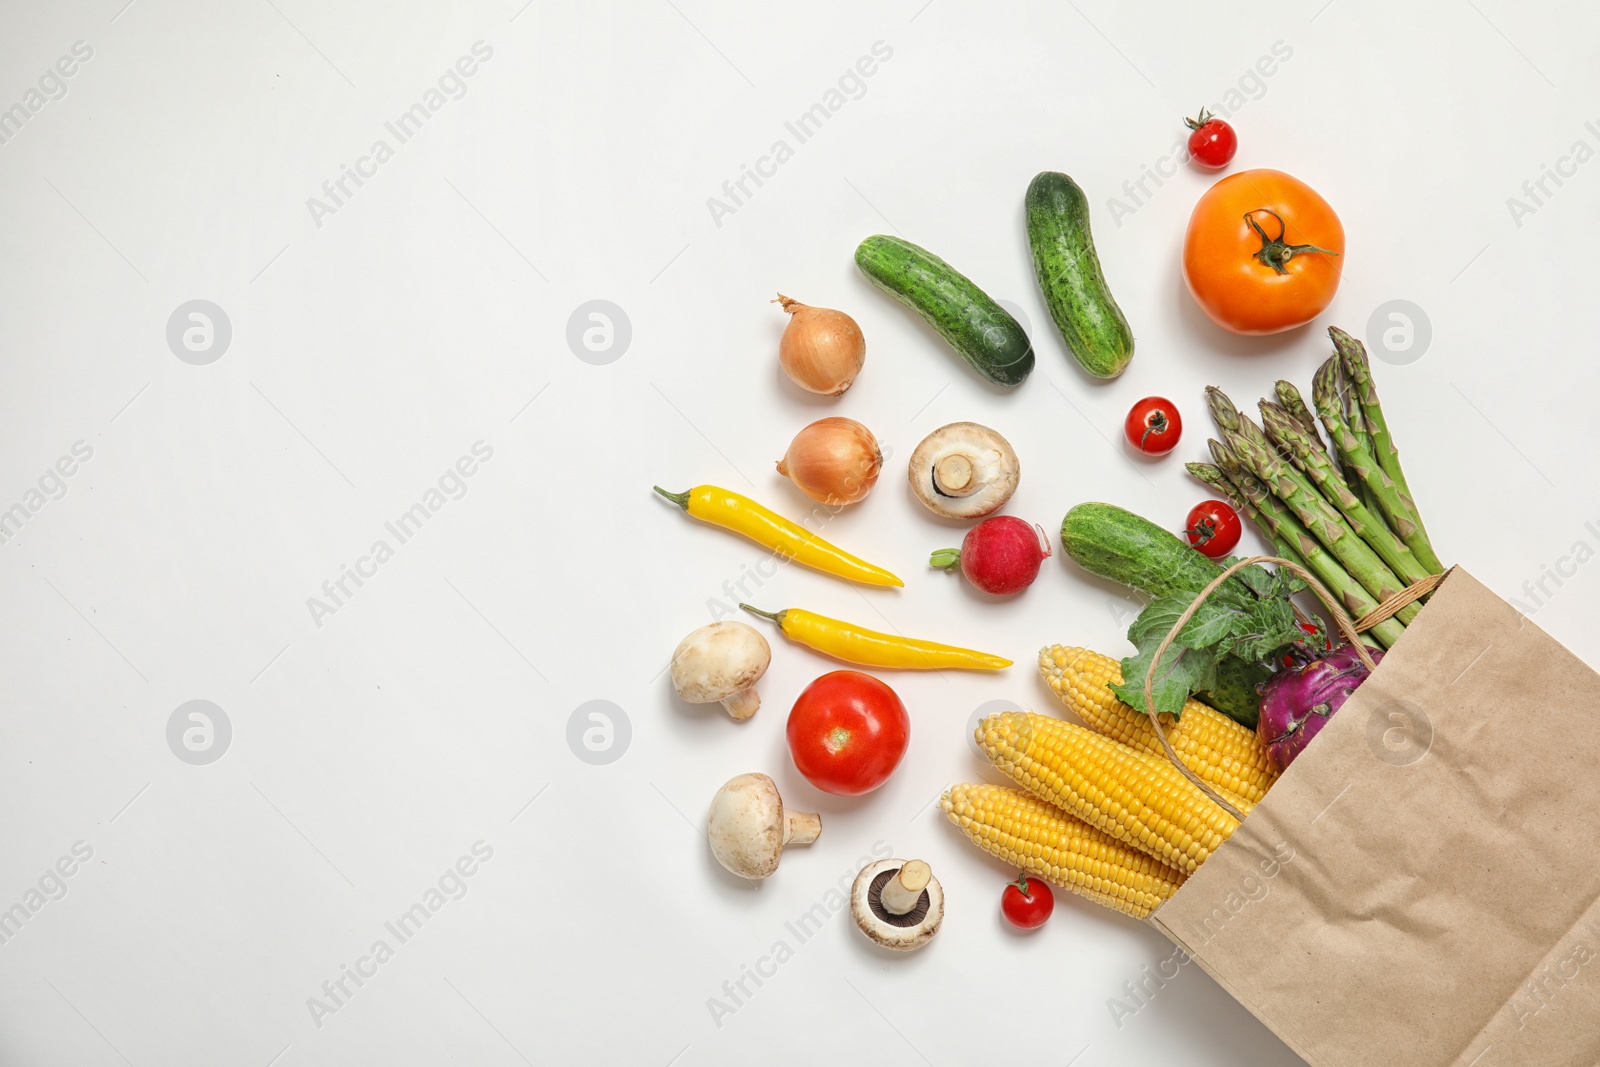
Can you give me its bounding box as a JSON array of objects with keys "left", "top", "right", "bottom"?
[{"left": 1149, "top": 567, "right": 1600, "bottom": 1067}]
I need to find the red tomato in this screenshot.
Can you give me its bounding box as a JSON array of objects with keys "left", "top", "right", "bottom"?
[
  {"left": 1185, "top": 500, "right": 1242, "bottom": 558},
  {"left": 1184, "top": 109, "right": 1237, "bottom": 169},
  {"left": 786, "top": 671, "right": 909, "bottom": 796},
  {"left": 1001, "top": 874, "right": 1054, "bottom": 930},
  {"left": 1124, "top": 397, "right": 1182, "bottom": 456}
]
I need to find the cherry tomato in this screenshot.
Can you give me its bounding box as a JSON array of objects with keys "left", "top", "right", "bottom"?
[
  {"left": 1185, "top": 500, "right": 1242, "bottom": 559},
  {"left": 1001, "top": 874, "right": 1054, "bottom": 930},
  {"left": 1184, "top": 109, "right": 1237, "bottom": 169},
  {"left": 1124, "top": 397, "right": 1182, "bottom": 456},
  {"left": 1182, "top": 169, "right": 1344, "bottom": 336},
  {"left": 786, "top": 671, "right": 909, "bottom": 796}
]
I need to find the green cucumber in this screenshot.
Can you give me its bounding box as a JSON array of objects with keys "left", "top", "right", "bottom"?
[
  {"left": 1025, "top": 171, "right": 1134, "bottom": 379},
  {"left": 854, "top": 234, "right": 1034, "bottom": 388},
  {"left": 1194, "top": 656, "right": 1270, "bottom": 731},
  {"left": 1061, "top": 502, "right": 1233, "bottom": 600}
]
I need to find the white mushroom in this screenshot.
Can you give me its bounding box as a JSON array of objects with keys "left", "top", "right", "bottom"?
[
  {"left": 670, "top": 622, "right": 771, "bottom": 720},
  {"left": 907, "top": 422, "right": 1019, "bottom": 519},
  {"left": 707, "top": 773, "right": 821, "bottom": 879},
  {"left": 850, "top": 858, "right": 944, "bottom": 951}
]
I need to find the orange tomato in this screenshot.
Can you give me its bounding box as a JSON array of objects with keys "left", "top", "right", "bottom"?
[{"left": 1182, "top": 169, "right": 1344, "bottom": 336}]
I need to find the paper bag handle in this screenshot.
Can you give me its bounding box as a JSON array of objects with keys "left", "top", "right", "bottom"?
[{"left": 1142, "top": 556, "right": 1444, "bottom": 822}]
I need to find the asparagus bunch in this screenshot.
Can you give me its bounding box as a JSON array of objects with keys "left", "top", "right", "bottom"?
[{"left": 1192, "top": 328, "right": 1441, "bottom": 649}]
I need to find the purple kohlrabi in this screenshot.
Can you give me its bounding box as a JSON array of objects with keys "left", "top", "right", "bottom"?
[{"left": 1257, "top": 644, "right": 1384, "bottom": 772}]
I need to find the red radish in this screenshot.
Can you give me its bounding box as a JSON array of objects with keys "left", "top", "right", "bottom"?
[{"left": 930, "top": 516, "right": 1050, "bottom": 595}]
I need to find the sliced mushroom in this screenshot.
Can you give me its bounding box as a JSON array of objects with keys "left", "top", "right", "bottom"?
[
  {"left": 908, "top": 422, "right": 1019, "bottom": 519},
  {"left": 851, "top": 858, "right": 944, "bottom": 951},
  {"left": 707, "top": 773, "right": 821, "bottom": 879},
  {"left": 670, "top": 622, "right": 771, "bottom": 720}
]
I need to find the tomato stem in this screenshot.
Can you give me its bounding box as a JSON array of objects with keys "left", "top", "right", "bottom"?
[
  {"left": 1244, "top": 209, "right": 1339, "bottom": 275},
  {"left": 1139, "top": 409, "right": 1169, "bottom": 451},
  {"left": 1183, "top": 108, "right": 1214, "bottom": 131}
]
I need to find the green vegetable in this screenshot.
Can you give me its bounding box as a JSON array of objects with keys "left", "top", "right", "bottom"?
[
  {"left": 1060, "top": 502, "right": 1239, "bottom": 601},
  {"left": 1335, "top": 367, "right": 1389, "bottom": 524},
  {"left": 1271, "top": 380, "right": 1393, "bottom": 551},
  {"left": 1060, "top": 501, "right": 1292, "bottom": 725},
  {"left": 1024, "top": 172, "right": 1134, "bottom": 379},
  {"left": 1311, "top": 358, "right": 1441, "bottom": 575},
  {"left": 1258, "top": 400, "right": 1431, "bottom": 587},
  {"left": 1200, "top": 445, "right": 1404, "bottom": 649},
  {"left": 1109, "top": 561, "right": 1307, "bottom": 723},
  {"left": 1273, "top": 380, "right": 1325, "bottom": 446},
  {"left": 1207, "top": 388, "right": 1420, "bottom": 626},
  {"left": 854, "top": 235, "right": 1034, "bottom": 387},
  {"left": 1195, "top": 656, "right": 1275, "bottom": 732},
  {"left": 1328, "top": 328, "right": 1443, "bottom": 572}
]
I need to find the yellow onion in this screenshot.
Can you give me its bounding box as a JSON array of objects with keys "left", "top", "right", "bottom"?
[
  {"left": 775, "top": 294, "right": 865, "bottom": 396},
  {"left": 777, "top": 418, "right": 882, "bottom": 505}
]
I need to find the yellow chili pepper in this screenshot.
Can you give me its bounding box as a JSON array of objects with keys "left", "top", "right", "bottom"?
[
  {"left": 740, "top": 604, "right": 1010, "bottom": 670},
  {"left": 653, "top": 485, "right": 902, "bottom": 588}
]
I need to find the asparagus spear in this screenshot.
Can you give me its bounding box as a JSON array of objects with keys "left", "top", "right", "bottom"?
[
  {"left": 1259, "top": 400, "right": 1432, "bottom": 586},
  {"left": 1260, "top": 399, "right": 1336, "bottom": 483},
  {"left": 1330, "top": 326, "right": 1441, "bottom": 570},
  {"left": 1206, "top": 387, "right": 1420, "bottom": 625},
  {"left": 1335, "top": 361, "right": 1389, "bottom": 523},
  {"left": 1275, "top": 378, "right": 1380, "bottom": 519},
  {"left": 1273, "top": 380, "right": 1325, "bottom": 449},
  {"left": 1203, "top": 444, "right": 1403, "bottom": 648},
  {"left": 1312, "top": 357, "right": 1444, "bottom": 574}
]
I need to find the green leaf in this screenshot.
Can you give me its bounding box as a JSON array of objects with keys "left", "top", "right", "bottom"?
[
  {"left": 1265, "top": 564, "right": 1308, "bottom": 598},
  {"left": 1126, "top": 594, "right": 1248, "bottom": 652},
  {"left": 1232, "top": 562, "right": 1274, "bottom": 598},
  {"left": 1220, "top": 598, "right": 1305, "bottom": 664},
  {"left": 1126, "top": 596, "right": 1188, "bottom": 647},
  {"left": 1113, "top": 638, "right": 1219, "bottom": 718}
]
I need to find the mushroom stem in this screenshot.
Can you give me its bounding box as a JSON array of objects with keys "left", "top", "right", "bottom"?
[
  {"left": 720, "top": 689, "right": 760, "bottom": 721},
  {"left": 933, "top": 454, "right": 976, "bottom": 496},
  {"left": 784, "top": 810, "right": 822, "bottom": 847},
  {"left": 880, "top": 860, "right": 931, "bottom": 916}
]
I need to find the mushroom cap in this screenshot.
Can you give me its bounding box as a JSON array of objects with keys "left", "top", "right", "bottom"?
[
  {"left": 907, "top": 422, "right": 1019, "bottom": 519},
  {"left": 850, "top": 859, "right": 945, "bottom": 951},
  {"left": 670, "top": 622, "right": 771, "bottom": 703},
  {"left": 707, "top": 772, "right": 785, "bottom": 879}
]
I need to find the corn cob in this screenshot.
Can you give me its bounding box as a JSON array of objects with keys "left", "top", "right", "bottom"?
[
  {"left": 976, "top": 712, "right": 1241, "bottom": 874},
  {"left": 1039, "top": 646, "right": 1278, "bottom": 805},
  {"left": 940, "top": 783, "right": 1186, "bottom": 919}
]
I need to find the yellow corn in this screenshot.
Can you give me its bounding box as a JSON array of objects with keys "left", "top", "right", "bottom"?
[
  {"left": 940, "top": 783, "right": 1186, "bottom": 919},
  {"left": 1039, "top": 645, "right": 1278, "bottom": 805},
  {"left": 976, "top": 712, "right": 1240, "bottom": 875}
]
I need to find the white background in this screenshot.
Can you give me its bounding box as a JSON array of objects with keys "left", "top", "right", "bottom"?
[{"left": 2, "top": 1, "right": 1597, "bottom": 1064}]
